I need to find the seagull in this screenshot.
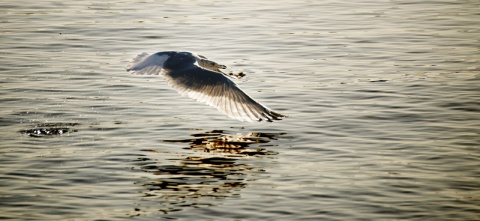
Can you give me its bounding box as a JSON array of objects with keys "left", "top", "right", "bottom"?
[{"left": 126, "top": 51, "right": 285, "bottom": 122}]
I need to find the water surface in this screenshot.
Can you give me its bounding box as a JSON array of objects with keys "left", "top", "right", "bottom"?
[{"left": 1, "top": 0, "right": 479, "bottom": 220}]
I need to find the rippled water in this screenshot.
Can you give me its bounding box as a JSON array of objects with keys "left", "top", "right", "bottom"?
[{"left": 1, "top": 0, "right": 479, "bottom": 220}]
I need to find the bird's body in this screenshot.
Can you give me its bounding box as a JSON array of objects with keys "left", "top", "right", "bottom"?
[{"left": 127, "top": 51, "right": 284, "bottom": 122}]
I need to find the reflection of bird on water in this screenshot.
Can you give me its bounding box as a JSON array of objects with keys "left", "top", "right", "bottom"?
[
  {"left": 133, "top": 154, "right": 248, "bottom": 215},
  {"left": 130, "top": 130, "right": 285, "bottom": 216},
  {"left": 127, "top": 51, "right": 285, "bottom": 122},
  {"left": 164, "top": 130, "right": 284, "bottom": 155}
]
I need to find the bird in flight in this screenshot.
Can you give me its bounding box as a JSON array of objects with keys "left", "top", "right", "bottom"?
[{"left": 127, "top": 51, "right": 285, "bottom": 122}]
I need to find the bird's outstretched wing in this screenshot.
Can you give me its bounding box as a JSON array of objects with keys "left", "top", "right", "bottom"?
[
  {"left": 165, "top": 66, "right": 284, "bottom": 122},
  {"left": 127, "top": 52, "right": 168, "bottom": 75},
  {"left": 127, "top": 53, "right": 284, "bottom": 122}
]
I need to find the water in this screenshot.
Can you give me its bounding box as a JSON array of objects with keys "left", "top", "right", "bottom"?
[{"left": 1, "top": 0, "right": 479, "bottom": 220}]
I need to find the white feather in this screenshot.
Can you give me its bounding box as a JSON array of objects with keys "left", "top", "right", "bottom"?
[{"left": 127, "top": 52, "right": 169, "bottom": 75}]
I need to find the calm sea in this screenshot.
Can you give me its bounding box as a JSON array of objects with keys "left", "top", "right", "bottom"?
[{"left": 1, "top": 0, "right": 479, "bottom": 220}]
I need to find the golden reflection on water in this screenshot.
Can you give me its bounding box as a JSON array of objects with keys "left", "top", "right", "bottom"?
[
  {"left": 166, "top": 130, "right": 285, "bottom": 155},
  {"left": 130, "top": 130, "right": 285, "bottom": 216}
]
